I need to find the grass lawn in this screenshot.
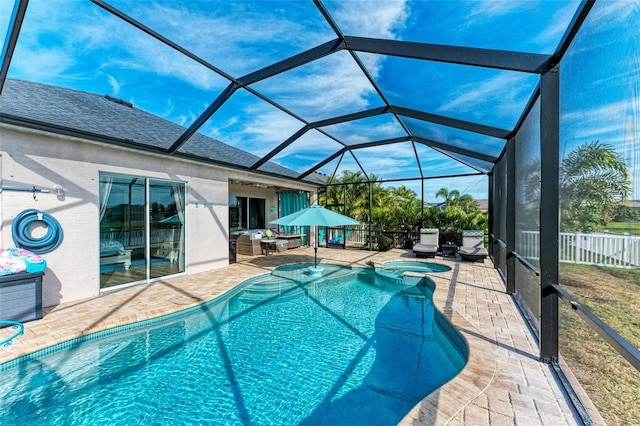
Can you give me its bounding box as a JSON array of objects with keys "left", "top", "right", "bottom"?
[
  {"left": 559, "top": 263, "right": 640, "bottom": 425},
  {"left": 602, "top": 221, "right": 640, "bottom": 235}
]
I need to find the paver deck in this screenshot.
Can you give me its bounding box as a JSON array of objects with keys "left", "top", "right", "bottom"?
[{"left": 0, "top": 247, "right": 584, "bottom": 425}]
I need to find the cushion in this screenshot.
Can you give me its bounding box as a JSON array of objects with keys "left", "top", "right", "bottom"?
[
  {"left": 459, "top": 246, "right": 488, "bottom": 255},
  {"left": 0, "top": 248, "right": 47, "bottom": 275},
  {"left": 413, "top": 243, "right": 438, "bottom": 252},
  {"left": 462, "top": 230, "right": 484, "bottom": 237},
  {"left": 100, "top": 240, "right": 126, "bottom": 256},
  {"left": 419, "top": 228, "right": 439, "bottom": 234}
]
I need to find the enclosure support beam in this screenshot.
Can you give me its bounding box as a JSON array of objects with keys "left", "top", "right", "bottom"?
[
  {"left": 488, "top": 172, "right": 494, "bottom": 256},
  {"left": 169, "top": 82, "right": 239, "bottom": 153},
  {"left": 369, "top": 182, "right": 373, "bottom": 251},
  {"left": 0, "top": 0, "right": 29, "bottom": 94},
  {"left": 539, "top": 65, "right": 560, "bottom": 364},
  {"left": 343, "top": 36, "right": 552, "bottom": 73},
  {"left": 421, "top": 179, "right": 425, "bottom": 228},
  {"left": 506, "top": 137, "right": 516, "bottom": 295}
]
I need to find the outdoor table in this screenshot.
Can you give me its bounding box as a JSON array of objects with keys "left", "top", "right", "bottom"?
[
  {"left": 274, "top": 234, "right": 305, "bottom": 249},
  {"left": 260, "top": 239, "right": 277, "bottom": 256},
  {"left": 441, "top": 244, "right": 457, "bottom": 257}
]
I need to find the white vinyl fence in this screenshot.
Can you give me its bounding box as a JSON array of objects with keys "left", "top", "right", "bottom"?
[{"left": 520, "top": 231, "right": 640, "bottom": 268}]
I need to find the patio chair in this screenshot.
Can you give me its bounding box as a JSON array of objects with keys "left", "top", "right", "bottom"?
[
  {"left": 459, "top": 230, "right": 488, "bottom": 262},
  {"left": 413, "top": 228, "right": 439, "bottom": 258},
  {"left": 236, "top": 233, "right": 262, "bottom": 256}
]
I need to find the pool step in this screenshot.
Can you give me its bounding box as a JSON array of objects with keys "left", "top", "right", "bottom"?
[
  {"left": 239, "top": 277, "right": 304, "bottom": 304},
  {"left": 372, "top": 267, "right": 405, "bottom": 284}
]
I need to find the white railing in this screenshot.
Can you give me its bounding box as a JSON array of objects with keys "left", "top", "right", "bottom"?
[
  {"left": 101, "top": 228, "right": 179, "bottom": 247},
  {"left": 347, "top": 226, "right": 368, "bottom": 245},
  {"left": 520, "top": 230, "right": 639, "bottom": 268}
]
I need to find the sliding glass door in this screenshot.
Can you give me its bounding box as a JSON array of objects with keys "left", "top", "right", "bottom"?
[
  {"left": 229, "top": 196, "right": 247, "bottom": 232},
  {"left": 99, "top": 174, "right": 185, "bottom": 289},
  {"left": 248, "top": 198, "right": 265, "bottom": 229},
  {"left": 149, "top": 179, "right": 185, "bottom": 279},
  {"left": 228, "top": 195, "right": 265, "bottom": 232}
]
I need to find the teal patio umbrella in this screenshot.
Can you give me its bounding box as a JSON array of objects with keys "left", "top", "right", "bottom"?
[{"left": 270, "top": 205, "right": 359, "bottom": 271}]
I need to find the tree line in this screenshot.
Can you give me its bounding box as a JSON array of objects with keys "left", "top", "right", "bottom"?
[
  {"left": 318, "top": 141, "right": 636, "bottom": 238},
  {"left": 319, "top": 170, "right": 487, "bottom": 235}
]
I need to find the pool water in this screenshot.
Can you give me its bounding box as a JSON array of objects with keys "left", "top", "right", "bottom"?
[
  {"left": 0, "top": 264, "right": 467, "bottom": 425},
  {"left": 375, "top": 261, "right": 452, "bottom": 283}
]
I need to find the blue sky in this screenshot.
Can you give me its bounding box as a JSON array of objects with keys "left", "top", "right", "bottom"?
[{"left": 1, "top": 0, "right": 638, "bottom": 203}]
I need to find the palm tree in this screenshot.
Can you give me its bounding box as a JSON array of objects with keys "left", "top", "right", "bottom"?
[
  {"left": 323, "top": 170, "right": 382, "bottom": 223},
  {"left": 433, "top": 187, "right": 485, "bottom": 232},
  {"left": 387, "top": 185, "right": 421, "bottom": 241},
  {"left": 560, "top": 141, "right": 629, "bottom": 232},
  {"left": 435, "top": 187, "right": 477, "bottom": 213}
]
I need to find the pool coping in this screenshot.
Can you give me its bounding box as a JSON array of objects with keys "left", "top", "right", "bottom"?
[{"left": 400, "top": 290, "right": 498, "bottom": 424}]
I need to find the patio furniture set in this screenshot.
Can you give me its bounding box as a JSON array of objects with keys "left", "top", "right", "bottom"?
[
  {"left": 413, "top": 229, "right": 488, "bottom": 262},
  {"left": 233, "top": 232, "right": 305, "bottom": 256}
]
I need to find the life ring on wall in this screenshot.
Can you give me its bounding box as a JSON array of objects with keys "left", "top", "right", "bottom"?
[{"left": 11, "top": 209, "right": 64, "bottom": 254}]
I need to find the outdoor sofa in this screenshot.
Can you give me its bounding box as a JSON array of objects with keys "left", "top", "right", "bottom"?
[{"left": 234, "top": 231, "right": 293, "bottom": 256}]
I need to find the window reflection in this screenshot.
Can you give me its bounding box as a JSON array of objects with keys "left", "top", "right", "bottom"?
[{"left": 99, "top": 174, "right": 185, "bottom": 288}]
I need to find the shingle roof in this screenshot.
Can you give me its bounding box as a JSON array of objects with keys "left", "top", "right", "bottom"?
[{"left": 0, "top": 78, "right": 307, "bottom": 181}]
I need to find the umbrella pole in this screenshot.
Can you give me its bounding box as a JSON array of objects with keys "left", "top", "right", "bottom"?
[{"left": 314, "top": 225, "right": 318, "bottom": 268}]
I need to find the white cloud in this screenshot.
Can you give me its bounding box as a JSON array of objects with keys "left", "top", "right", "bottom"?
[
  {"left": 106, "top": 75, "right": 120, "bottom": 97},
  {"left": 202, "top": 102, "right": 310, "bottom": 156},
  {"left": 325, "top": 115, "right": 406, "bottom": 144},
  {"left": 561, "top": 98, "right": 640, "bottom": 154},
  {"left": 329, "top": 0, "right": 409, "bottom": 39},
  {"left": 342, "top": 142, "right": 420, "bottom": 178},
  {"left": 436, "top": 71, "right": 534, "bottom": 123},
  {"left": 590, "top": 0, "right": 637, "bottom": 23},
  {"left": 10, "top": 48, "right": 76, "bottom": 82},
  {"left": 464, "top": 0, "right": 524, "bottom": 22},
  {"left": 253, "top": 51, "right": 380, "bottom": 120},
  {"left": 9, "top": 1, "right": 226, "bottom": 91},
  {"left": 271, "top": 133, "right": 345, "bottom": 172},
  {"left": 126, "top": 2, "right": 320, "bottom": 76},
  {"left": 531, "top": 2, "right": 579, "bottom": 52}
]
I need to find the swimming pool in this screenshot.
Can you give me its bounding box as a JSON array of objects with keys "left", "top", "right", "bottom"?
[{"left": 0, "top": 264, "right": 467, "bottom": 425}]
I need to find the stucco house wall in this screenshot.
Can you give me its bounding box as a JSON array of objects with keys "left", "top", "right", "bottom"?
[{"left": 0, "top": 124, "right": 316, "bottom": 307}]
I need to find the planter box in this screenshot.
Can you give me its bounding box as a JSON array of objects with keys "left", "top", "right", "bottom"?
[{"left": 0, "top": 272, "right": 43, "bottom": 323}]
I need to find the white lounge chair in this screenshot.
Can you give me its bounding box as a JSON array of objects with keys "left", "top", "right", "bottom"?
[
  {"left": 413, "top": 228, "right": 439, "bottom": 258},
  {"left": 459, "top": 230, "right": 488, "bottom": 262}
]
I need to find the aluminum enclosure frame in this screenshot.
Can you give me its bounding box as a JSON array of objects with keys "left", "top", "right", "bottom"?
[{"left": 4, "top": 0, "right": 637, "bottom": 384}]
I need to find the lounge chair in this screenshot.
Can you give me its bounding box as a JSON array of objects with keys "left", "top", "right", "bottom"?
[
  {"left": 413, "top": 228, "right": 439, "bottom": 258},
  {"left": 459, "top": 230, "right": 488, "bottom": 262}
]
